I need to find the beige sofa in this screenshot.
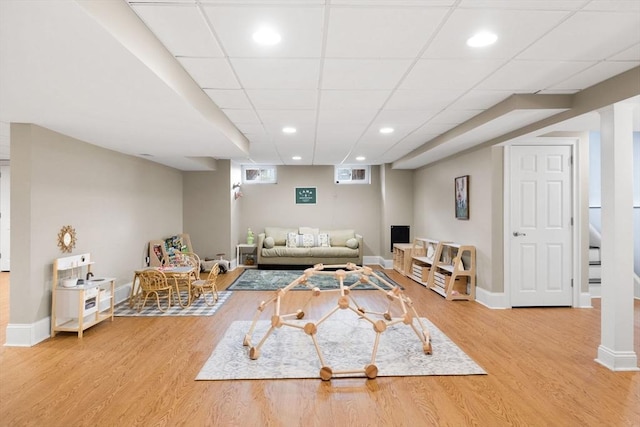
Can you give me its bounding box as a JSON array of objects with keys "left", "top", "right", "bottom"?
[{"left": 256, "top": 227, "right": 363, "bottom": 266}]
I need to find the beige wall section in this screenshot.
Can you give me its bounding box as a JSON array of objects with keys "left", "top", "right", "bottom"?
[
  {"left": 381, "top": 164, "right": 414, "bottom": 257},
  {"left": 182, "top": 161, "right": 233, "bottom": 260},
  {"left": 238, "top": 165, "right": 382, "bottom": 257},
  {"left": 491, "top": 147, "right": 505, "bottom": 293},
  {"left": 413, "top": 146, "right": 495, "bottom": 292},
  {"left": 10, "top": 124, "right": 183, "bottom": 324}
]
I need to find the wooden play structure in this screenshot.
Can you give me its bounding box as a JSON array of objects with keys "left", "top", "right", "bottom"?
[{"left": 243, "top": 263, "right": 432, "bottom": 380}]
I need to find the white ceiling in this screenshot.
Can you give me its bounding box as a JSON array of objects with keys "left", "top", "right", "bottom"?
[{"left": 0, "top": 0, "right": 639, "bottom": 170}]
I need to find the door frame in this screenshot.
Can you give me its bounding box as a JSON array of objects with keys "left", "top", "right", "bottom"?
[{"left": 503, "top": 137, "right": 584, "bottom": 308}]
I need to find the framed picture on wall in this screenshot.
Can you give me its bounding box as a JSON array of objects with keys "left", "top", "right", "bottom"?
[
  {"left": 295, "top": 187, "right": 317, "bottom": 205},
  {"left": 455, "top": 175, "right": 469, "bottom": 220}
]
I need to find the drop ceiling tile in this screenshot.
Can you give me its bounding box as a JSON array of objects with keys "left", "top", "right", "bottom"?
[
  {"left": 266, "top": 125, "right": 316, "bottom": 144},
  {"left": 414, "top": 121, "right": 459, "bottom": 136},
  {"left": 130, "top": 4, "right": 223, "bottom": 57},
  {"left": 318, "top": 110, "right": 379, "bottom": 125},
  {"left": 257, "top": 109, "right": 317, "bottom": 126},
  {"left": 547, "top": 61, "right": 640, "bottom": 91},
  {"left": 319, "top": 90, "right": 391, "bottom": 110},
  {"left": 429, "top": 109, "right": 484, "bottom": 125},
  {"left": 359, "top": 124, "right": 414, "bottom": 144},
  {"left": 246, "top": 89, "right": 317, "bottom": 110},
  {"left": 201, "top": 5, "right": 323, "bottom": 58},
  {"left": 373, "top": 109, "right": 437, "bottom": 126},
  {"left": 609, "top": 44, "right": 640, "bottom": 61},
  {"left": 316, "top": 124, "right": 368, "bottom": 145},
  {"left": 325, "top": 7, "right": 448, "bottom": 58},
  {"left": 385, "top": 89, "right": 466, "bottom": 110},
  {"left": 205, "top": 89, "right": 252, "bottom": 109},
  {"left": 518, "top": 11, "right": 640, "bottom": 61},
  {"left": 400, "top": 129, "right": 441, "bottom": 148},
  {"left": 248, "top": 143, "right": 282, "bottom": 164},
  {"left": 275, "top": 142, "right": 314, "bottom": 159},
  {"left": 331, "top": 1, "right": 455, "bottom": 5},
  {"left": 222, "top": 109, "right": 261, "bottom": 124},
  {"left": 322, "top": 59, "right": 413, "bottom": 90},
  {"left": 231, "top": 58, "right": 321, "bottom": 89},
  {"left": 478, "top": 60, "right": 597, "bottom": 92},
  {"left": 400, "top": 58, "right": 504, "bottom": 90},
  {"left": 448, "top": 90, "right": 512, "bottom": 110},
  {"left": 235, "top": 123, "right": 267, "bottom": 136},
  {"left": 422, "top": 8, "right": 569, "bottom": 60},
  {"left": 458, "top": 0, "right": 586, "bottom": 9},
  {"left": 178, "top": 57, "right": 240, "bottom": 88},
  {"left": 584, "top": 1, "right": 640, "bottom": 12}
]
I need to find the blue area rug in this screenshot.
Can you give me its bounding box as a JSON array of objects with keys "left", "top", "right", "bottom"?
[
  {"left": 227, "top": 269, "right": 402, "bottom": 291},
  {"left": 114, "top": 291, "right": 232, "bottom": 316}
]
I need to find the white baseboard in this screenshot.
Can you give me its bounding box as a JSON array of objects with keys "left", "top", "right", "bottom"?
[
  {"left": 474, "top": 287, "right": 509, "bottom": 309},
  {"left": 635, "top": 273, "right": 640, "bottom": 299},
  {"left": 595, "top": 345, "right": 639, "bottom": 371},
  {"left": 5, "top": 317, "right": 50, "bottom": 347},
  {"left": 4, "top": 283, "right": 133, "bottom": 347},
  {"left": 365, "top": 255, "right": 387, "bottom": 268}
]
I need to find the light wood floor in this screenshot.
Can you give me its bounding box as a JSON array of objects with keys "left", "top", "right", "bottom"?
[{"left": 0, "top": 269, "right": 638, "bottom": 426}]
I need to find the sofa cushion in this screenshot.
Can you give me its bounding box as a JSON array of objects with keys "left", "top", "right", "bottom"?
[
  {"left": 261, "top": 247, "right": 312, "bottom": 257},
  {"left": 265, "top": 227, "right": 297, "bottom": 246},
  {"left": 345, "top": 237, "right": 359, "bottom": 249},
  {"left": 308, "top": 246, "right": 359, "bottom": 257},
  {"left": 264, "top": 236, "right": 275, "bottom": 249},
  {"left": 326, "top": 229, "right": 355, "bottom": 247},
  {"left": 299, "top": 226, "right": 319, "bottom": 235}
]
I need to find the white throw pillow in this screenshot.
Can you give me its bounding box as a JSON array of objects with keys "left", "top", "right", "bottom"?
[
  {"left": 301, "top": 233, "right": 315, "bottom": 248},
  {"left": 317, "top": 233, "right": 330, "bottom": 247},
  {"left": 264, "top": 236, "right": 275, "bottom": 249},
  {"left": 345, "top": 238, "right": 359, "bottom": 249},
  {"left": 286, "top": 232, "right": 299, "bottom": 248}
]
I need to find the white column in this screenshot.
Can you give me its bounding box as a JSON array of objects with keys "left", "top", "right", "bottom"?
[{"left": 596, "top": 102, "right": 638, "bottom": 371}]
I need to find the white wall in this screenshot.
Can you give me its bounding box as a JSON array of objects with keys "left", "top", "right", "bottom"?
[
  {"left": 237, "top": 165, "right": 383, "bottom": 258},
  {"left": 0, "top": 164, "right": 9, "bottom": 271},
  {"left": 413, "top": 146, "right": 496, "bottom": 293},
  {"left": 10, "top": 124, "right": 183, "bottom": 326}
]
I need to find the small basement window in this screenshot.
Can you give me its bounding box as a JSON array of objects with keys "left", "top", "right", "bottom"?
[
  {"left": 335, "top": 165, "right": 370, "bottom": 184},
  {"left": 242, "top": 165, "right": 277, "bottom": 184}
]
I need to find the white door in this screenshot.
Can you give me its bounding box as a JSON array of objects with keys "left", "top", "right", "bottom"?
[{"left": 510, "top": 145, "right": 572, "bottom": 307}]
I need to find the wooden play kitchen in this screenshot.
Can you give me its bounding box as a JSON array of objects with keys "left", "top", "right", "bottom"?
[{"left": 51, "top": 253, "right": 115, "bottom": 338}]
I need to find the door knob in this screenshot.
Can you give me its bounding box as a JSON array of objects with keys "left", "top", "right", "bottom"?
[{"left": 513, "top": 231, "right": 527, "bottom": 237}]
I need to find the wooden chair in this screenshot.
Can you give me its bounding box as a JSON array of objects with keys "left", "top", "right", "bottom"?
[
  {"left": 136, "top": 270, "right": 174, "bottom": 312},
  {"left": 169, "top": 252, "right": 201, "bottom": 307},
  {"left": 191, "top": 263, "right": 220, "bottom": 306}
]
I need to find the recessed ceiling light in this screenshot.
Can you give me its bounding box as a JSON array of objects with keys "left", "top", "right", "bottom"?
[
  {"left": 466, "top": 31, "right": 497, "bottom": 48},
  {"left": 356, "top": 156, "right": 366, "bottom": 161},
  {"left": 282, "top": 127, "right": 297, "bottom": 134},
  {"left": 379, "top": 127, "right": 394, "bottom": 134},
  {"left": 292, "top": 156, "right": 302, "bottom": 160},
  {"left": 252, "top": 27, "right": 281, "bottom": 46}
]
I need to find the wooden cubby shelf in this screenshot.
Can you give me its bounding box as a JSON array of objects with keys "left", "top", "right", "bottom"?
[
  {"left": 392, "top": 243, "right": 414, "bottom": 276},
  {"left": 408, "top": 239, "right": 476, "bottom": 301}
]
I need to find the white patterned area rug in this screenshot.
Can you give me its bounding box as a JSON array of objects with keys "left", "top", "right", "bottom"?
[
  {"left": 196, "top": 316, "right": 486, "bottom": 380},
  {"left": 114, "top": 291, "right": 232, "bottom": 317}
]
